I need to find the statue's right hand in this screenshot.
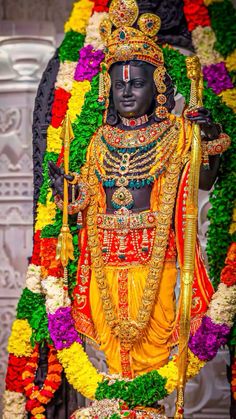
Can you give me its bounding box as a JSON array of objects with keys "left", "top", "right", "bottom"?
[{"left": 48, "top": 161, "right": 65, "bottom": 197}]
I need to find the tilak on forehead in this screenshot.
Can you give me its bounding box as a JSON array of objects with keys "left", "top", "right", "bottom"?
[{"left": 122, "top": 64, "right": 131, "bottom": 82}]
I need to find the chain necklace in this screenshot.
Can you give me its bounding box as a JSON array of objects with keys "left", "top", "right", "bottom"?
[{"left": 86, "top": 146, "right": 182, "bottom": 350}]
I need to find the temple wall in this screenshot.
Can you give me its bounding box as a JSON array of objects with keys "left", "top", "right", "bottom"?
[{"left": 0, "top": 1, "right": 232, "bottom": 417}]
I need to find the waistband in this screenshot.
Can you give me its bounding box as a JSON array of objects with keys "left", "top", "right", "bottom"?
[{"left": 97, "top": 208, "right": 158, "bottom": 230}]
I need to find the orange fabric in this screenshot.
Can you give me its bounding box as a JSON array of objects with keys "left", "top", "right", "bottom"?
[{"left": 90, "top": 261, "right": 177, "bottom": 376}]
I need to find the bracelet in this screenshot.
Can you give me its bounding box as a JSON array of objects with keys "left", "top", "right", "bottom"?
[
  {"left": 67, "top": 172, "right": 81, "bottom": 185},
  {"left": 54, "top": 181, "right": 90, "bottom": 215},
  {"left": 201, "top": 133, "right": 231, "bottom": 168}
]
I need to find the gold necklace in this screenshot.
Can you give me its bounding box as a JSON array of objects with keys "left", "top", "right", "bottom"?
[
  {"left": 86, "top": 143, "right": 182, "bottom": 350},
  {"left": 95, "top": 122, "right": 180, "bottom": 209}
]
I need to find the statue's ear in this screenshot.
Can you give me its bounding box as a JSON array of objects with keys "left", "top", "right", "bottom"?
[{"left": 32, "top": 50, "right": 60, "bottom": 225}]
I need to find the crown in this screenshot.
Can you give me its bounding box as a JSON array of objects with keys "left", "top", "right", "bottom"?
[{"left": 100, "top": 0, "right": 164, "bottom": 69}]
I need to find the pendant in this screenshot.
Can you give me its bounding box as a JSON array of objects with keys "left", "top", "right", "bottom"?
[{"left": 111, "top": 186, "right": 134, "bottom": 210}]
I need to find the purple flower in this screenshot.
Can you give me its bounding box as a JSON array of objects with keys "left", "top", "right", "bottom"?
[
  {"left": 48, "top": 306, "right": 81, "bottom": 350},
  {"left": 203, "top": 62, "right": 233, "bottom": 95},
  {"left": 188, "top": 316, "right": 230, "bottom": 361},
  {"left": 74, "top": 45, "right": 104, "bottom": 82}
]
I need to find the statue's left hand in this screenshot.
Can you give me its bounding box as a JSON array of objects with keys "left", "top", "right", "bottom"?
[{"left": 185, "top": 107, "right": 222, "bottom": 140}]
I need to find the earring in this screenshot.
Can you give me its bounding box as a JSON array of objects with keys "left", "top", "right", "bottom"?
[
  {"left": 98, "top": 67, "right": 111, "bottom": 123},
  {"left": 154, "top": 66, "right": 168, "bottom": 119}
]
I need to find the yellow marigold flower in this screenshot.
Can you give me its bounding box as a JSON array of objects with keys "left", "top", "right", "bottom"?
[
  {"left": 64, "top": 0, "right": 93, "bottom": 35},
  {"left": 220, "top": 88, "right": 236, "bottom": 113},
  {"left": 187, "top": 350, "right": 206, "bottom": 380},
  {"left": 159, "top": 357, "right": 178, "bottom": 394},
  {"left": 68, "top": 80, "right": 91, "bottom": 123},
  {"left": 226, "top": 50, "right": 236, "bottom": 72},
  {"left": 58, "top": 341, "right": 103, "bottom": 399},
  {"left": 7, "top": 319, "right": 33, "bottom": 357},
  {"left": 35, "top": 190, "right": 56, "bottom": 231},
  {"left": 46, "top": 125, "right": 63, "bottom": 153}
]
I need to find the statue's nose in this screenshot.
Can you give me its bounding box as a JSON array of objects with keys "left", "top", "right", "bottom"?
[{"left": 123, "top": 83, "right": 132, "bottom": 97}]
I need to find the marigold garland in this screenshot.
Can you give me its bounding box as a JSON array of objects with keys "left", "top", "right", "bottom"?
[
  {"left": 22, "top": 344, "right": 62, "bottom": 418},
  {"left": 57, "top": 341, "right": 103, "bottom": 399},
  {"left": 35, "top": 190, "right": 57, "bottom": 231},
  {"left": 68, "top": 80, "right": 91, "bottom": 122},
  {"left": 7, "top": 319, "right": 33, "bottom": 357},
  {"left": 4, "top": 0, "right": 236, "bottom": 417},
  {"left": 46, "top": 125, "right": 63, "bottom": 153},
  {"left": 64, "top": 0, "right": 94, "bottom": 35}
]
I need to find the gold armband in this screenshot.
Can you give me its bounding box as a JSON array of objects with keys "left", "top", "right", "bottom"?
[{"left": 202, "top": 133, "right": 231, "bottom": 168}]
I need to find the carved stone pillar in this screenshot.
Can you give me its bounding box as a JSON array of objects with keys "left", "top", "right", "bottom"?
[{"left": 0, "top": 22, "right": 56, "bottom": 407}]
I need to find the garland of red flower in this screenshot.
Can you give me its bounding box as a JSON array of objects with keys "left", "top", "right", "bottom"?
[{"left": 22, "top": 344, "right": 63, "bottom": 419}]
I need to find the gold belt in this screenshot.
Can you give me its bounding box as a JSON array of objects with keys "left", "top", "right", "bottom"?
[{"left": 97, "top": 208, "right": 158, "bottom": 230}]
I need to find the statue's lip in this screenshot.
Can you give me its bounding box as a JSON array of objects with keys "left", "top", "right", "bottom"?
[{"left": 121, "top": 100, "right": 135, "bottom": 104}]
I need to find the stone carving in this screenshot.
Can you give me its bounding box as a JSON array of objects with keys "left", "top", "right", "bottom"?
[{"left": 0, "top": 108, "right": 21, "bottom": 134}]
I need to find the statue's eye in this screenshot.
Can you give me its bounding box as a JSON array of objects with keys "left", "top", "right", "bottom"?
[
  {"left": 115, "top": 81, "right": 124, "bottom": 89},
  {"left": 133, "top": 81, "right": 144, "bottom": 88}
]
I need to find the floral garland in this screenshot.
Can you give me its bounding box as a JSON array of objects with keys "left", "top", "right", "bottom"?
[
  {"left": 4, "top": 0, "right": 236, "bottom": 417},
  {"left": 41, "top": 258, "right": 236, "bottom": 409},
  {"left": 22, "top": 344, "right": 62, "bottom": 418},
  {"left": 182, "top": 0, "right": 236, "bottom": 290}
]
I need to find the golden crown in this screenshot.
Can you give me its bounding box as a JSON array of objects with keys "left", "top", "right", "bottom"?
[{"left": 100, "top": 0, "right": 164, "bottom": 69}]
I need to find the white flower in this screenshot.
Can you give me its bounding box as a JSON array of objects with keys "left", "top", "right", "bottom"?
[
  {"left": 3, "top": 391, "right": 26, "bottom": 418},
  {"left": 85, "top": 12, "right": 109, "bottom": 50},
  {"left": 207, "top": 283, "right": 236, "bottom": 327},
  {"left": 42, "top": 275, "right": 71, "bottom": 314},
  {"left": 25, "top": 264, "right": 42, "bottom": 294},
  {"left": 55, "top": 61, "right": 77, "bottom": 92},
  {"left": 192, "top": 26, "right": 223, "bottom": 66}
]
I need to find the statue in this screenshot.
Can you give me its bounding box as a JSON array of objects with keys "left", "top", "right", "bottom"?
[{"left": 3, "top": 1, "right": 234, "bottom": 418}]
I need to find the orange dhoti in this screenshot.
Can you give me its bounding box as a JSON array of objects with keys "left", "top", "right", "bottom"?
[{"left": 90, "top": 260, "right": 178, "bottom": 377}]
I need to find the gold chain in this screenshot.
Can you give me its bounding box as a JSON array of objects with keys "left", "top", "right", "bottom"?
[{"left": 86, "top": 139, "right": 182, "bottom": 350}]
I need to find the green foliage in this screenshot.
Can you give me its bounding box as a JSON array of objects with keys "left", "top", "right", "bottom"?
[
  {"left": 17, "top": 288, "right": 50, "bottom": 345},
  {"left": 95, "top": 371, "right": 168, "bottom": 408},
  {"left": 209, "top": 0, "right": 236, "bottom": 58},
  {"left": 59, "top": 31, "right": 85, "bottom": 62}
]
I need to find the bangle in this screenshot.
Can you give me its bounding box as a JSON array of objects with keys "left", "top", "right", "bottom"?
[
  {"left": 67, "top": 172, "right": 81, "bottom": 185},
  {"left": 54, "top": 181, "right": 90, "bottom": 215}
]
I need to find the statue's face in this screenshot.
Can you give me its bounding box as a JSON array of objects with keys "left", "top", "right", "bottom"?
[{"left": 110, "top": 62, "right": 155, "bottom": 118}]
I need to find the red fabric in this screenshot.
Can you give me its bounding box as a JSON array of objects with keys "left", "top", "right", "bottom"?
[
  {"left": 183, "top": 0, "right": 211, "bottom": 31},
  {"left": 171, "top": 162, "right": 214, "bottom": 345}
]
